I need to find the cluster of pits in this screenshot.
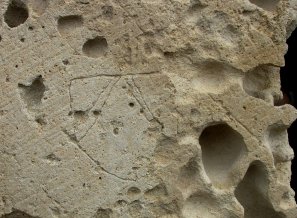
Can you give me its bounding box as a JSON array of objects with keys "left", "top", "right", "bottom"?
[
  {"left": 57, "top": 14, "right": 108, "bottom": 58},
  {"left": 2, "top": 0, "right": 292, "bottom": 217},
  {"left": 3, "top": 1, "right": 108, "bottom": 58},
  {"left": 198, "top": 123, "right": 285, "bottom": 217}
]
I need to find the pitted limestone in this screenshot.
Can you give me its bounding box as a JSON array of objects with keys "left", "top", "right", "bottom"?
[{"left": 1, "top": 0, "right": 297, "bottom": 217}]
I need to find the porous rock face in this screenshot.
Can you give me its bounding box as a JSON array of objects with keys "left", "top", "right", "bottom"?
[{"left": 1, "top": 0, "right": 297, "bottom": 217}]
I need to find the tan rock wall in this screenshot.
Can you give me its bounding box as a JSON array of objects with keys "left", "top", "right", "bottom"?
[{"left": 1, "top": 0, "right": 297, "bottom": 217}]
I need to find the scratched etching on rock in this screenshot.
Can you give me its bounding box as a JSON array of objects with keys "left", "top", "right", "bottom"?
[{"left": 1, "top": 0, "right": 297, "bottom": 218}]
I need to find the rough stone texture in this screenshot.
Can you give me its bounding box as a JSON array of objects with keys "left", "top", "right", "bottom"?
[{"left": 1, "top": 0, "right": 297, "bottom": 218}]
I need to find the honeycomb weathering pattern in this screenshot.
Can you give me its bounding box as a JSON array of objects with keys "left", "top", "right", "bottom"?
[{"left": 1, "top": 0, "right": 297, "bottom": 217}]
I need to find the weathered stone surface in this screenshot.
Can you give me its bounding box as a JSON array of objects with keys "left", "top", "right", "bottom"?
[{"left": 1, "top": 0, "right": 297, "bottom": 217}]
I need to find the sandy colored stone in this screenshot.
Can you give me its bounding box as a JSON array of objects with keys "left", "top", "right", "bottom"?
[{"left": 1, "top": 0, "right": 297, "bottom": 217}]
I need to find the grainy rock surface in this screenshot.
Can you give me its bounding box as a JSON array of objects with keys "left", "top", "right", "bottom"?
[{"left": 1, "top": 0, "right": 297, "bottom": 217}]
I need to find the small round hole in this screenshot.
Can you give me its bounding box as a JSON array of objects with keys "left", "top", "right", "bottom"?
[
  {"left": 129, "top": 102, "right": 135, "bottom": 107},
  {"left": 93, "top": 110, "right": 101, "bottom": 116},
  {"left": 62, "top": 59, "right": 69, "bottom": 65},
  {"left": 28, "top": 26, "right": 34, "bottom": 31},
  {"left": 35, "top": 117, "right": 46, "bottom": 125},
  {"left": 113, "top": 127, "right": 119, "bottom": 135},
  {"left": 20, "top": 38, "right": 25, "bottom": 42}
]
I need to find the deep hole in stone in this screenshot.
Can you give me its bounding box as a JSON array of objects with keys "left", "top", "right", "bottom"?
[
  {"left": 18, "top": 76, "right": 46, "bottom": 108},
  {"left": 82, "top": 37, "right": 108, "bottom": 58},
  {"left": 4, "top": 0, "right": 29, "bottom": 28},
  {"left": 57, "top": 15, "right": 83, "bottom": 35},
  {"left": 249, "top": 0, "right": 280, "bottom": 11},
  {"left": 199, "top": 123, "right": 246, "bottom": 187},
  {"left": 280, "top": 27, "right": 297, "bottom": 199},
  {"left": 235, "top": 161, "right": 285, "bottom": 218}
]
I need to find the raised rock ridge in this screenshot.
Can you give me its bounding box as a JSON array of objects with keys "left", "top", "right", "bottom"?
[{"left": 1, "top": 0, "right": 297, "bottom": 217}]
